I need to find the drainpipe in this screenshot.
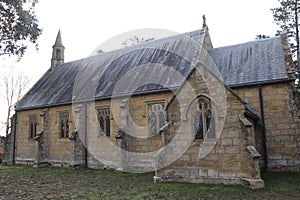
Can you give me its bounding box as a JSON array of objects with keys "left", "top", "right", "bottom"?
[
  {"left": 258, "top": 84, "right": 268, "bottom": 171},
  {"left": 12, "top": 113, "right": 17, "bottom": 165},
  {"left": 84, "top": 102, "right": 88, "bottom": 167}
]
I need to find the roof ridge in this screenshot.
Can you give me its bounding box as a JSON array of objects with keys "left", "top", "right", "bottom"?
[
  {"left": 210, "top": 36, "right": 281, "bottom": 51},
  {"left": 61, "top": 29, "right": 204, "bottom": 66},
  {"left": 89, "top": 29, "right": 203, "bottom": 56}
]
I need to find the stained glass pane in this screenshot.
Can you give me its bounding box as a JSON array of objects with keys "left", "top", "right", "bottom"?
[
  {"left": 149, "top": 112, "right": 157, "bottom": 135},
  {"left": 58, "top": 112, "right": 69, "bottom": 138},
  {"left": 29, "top": 116, "right": 37, "bottom": 138},
  {"left": 30, "top": 123, "right": 34, "bottom": 138},
  {"left": 66, "top": 119, "right": 69, "bottom": 138},
  {"left": 194, "top": 111, "right": 203, "bottom": 139},
  {"left": 106, "top": 116, "right": 110, "bottom": 137},
  {"left": 158, "top": 111, "right": 165, "bottom": 130},
  {"left": 99, "top": 116, "right": 104, "bottom": 136},
  {"left": 34, "top": 123, "right": 37, "bottom": 137},
  {"left": 206, "top": 110, "right": 215, "bottom": 139},
  {"left": 60, "top": 120, "right": 65, "bottom": 138},
  {"left": 206, "top": 110, "right": 211, "bottom": 131}
]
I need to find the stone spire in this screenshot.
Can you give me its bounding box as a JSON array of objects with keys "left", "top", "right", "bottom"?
[{"left": 51, "top": 30, "right": 65, "bottom": 69}]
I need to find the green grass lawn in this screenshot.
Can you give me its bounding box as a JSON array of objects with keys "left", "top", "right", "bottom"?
[{"left": 0, "top": 165, "right": 299, "bottom": 199}]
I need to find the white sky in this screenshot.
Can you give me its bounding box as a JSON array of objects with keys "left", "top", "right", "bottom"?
[{"left": 0, "top": 0, "right": 280, "bottom": 136}]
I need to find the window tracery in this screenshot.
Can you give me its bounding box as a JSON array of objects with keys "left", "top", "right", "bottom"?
[
  {"left": 59, "top": 111, "right": 69, "bottom": 138},
  {"left": 193, "top": 97, "right": 215, "bottom": 139},
  {"left": 148, "top": 103, "right": 166, "bottom": 135},
  {"left": 97, "top": 108, "right": 111, "bottom": 137}
]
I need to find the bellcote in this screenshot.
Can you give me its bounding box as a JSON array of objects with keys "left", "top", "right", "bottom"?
[
  {"left": 202, "top": 15, "right": 207, "bottom": 28},
  {"left": 51, "top": 30, "right": 65, "bottom": 69}
]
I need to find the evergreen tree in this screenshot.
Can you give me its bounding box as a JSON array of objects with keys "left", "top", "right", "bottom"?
[
  {"left": 272, "top": 0, "right": 299, "bottom": 62},
  {"left": 272, "top": 0, "right": 300, "bottom": 86}
]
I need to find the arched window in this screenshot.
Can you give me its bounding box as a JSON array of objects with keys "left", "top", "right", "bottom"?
[
  {"left": 59, "top": 111, "right": 69, "bottom": 138},
  {"left": 28, "top": 115, "right": 37, "bottom": 139},
  {"left": 97, "top": 108, "right": 111, "bottom": 137},
  {"left": 148, "top": 102, "right": 166, "bottom": 135},
  {"left": 193, "top": 97, "right": 214, "bottom": 139}
]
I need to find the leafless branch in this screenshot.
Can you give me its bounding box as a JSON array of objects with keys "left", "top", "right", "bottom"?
[{"left": 0, "top": 66, "right": 30, "bottom": 136}]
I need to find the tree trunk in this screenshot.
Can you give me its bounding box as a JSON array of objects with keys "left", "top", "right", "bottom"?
[{"left": 5, "top": 106, "right": 11, "bottom": 137}]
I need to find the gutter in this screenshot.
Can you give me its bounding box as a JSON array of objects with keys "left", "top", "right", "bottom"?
[
  {"left": 258, "top": 84, "right": 268, "bottom": 171},
  {"left": 15, "top": 88, "right": 179, "bottom": 112},
  {"left": 229, "top": 78, "right": 291, "bottom": 89},
  {"left": 84, "top": 102, "right": 88, "bottom": 167},
  {"left": 12, "top": 113, "right": 17, "bottom": 165}
]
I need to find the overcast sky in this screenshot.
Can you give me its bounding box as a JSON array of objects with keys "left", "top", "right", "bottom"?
[{"left": 0, "top": 0, "right": 280, "bottom": 136}]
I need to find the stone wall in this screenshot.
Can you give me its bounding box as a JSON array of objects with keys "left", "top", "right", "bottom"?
[
  {"left": 14, "top": 109, "right": 40, "bottom": 165},
  {"left": 2, "top": 133, "right": 14, "bottom": 165},
  {"left": 14, "top": 105, "right": 77, "bottom": 166},
  {"left": 156, "top": 62, "right": 264, "bottom": 188},
  {"left": 2, "top": 115, "right": 15, "bottom": 165},
  {"left": 84, "top": 93, "right": 174, "bottom": 171},
  {"left": 233, "top": 82, "right": 300, "bottom": 171},
  {"left": 12, "top": 91, "right": 174, "bottom": 170}
]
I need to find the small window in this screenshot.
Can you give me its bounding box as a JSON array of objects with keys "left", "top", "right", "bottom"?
[
  {"left": 148, "top": 102, "right": 166, "bottom": 135},
  {"left": 56, "top": 49, "right": 61, "bottom": 58},
  {"left": 29, "top": 115, "right": 37, "bottom": 139},
  {"left": 193, "top": 97, "right": 215, "bottom": 139},
  {"left": 59, "top": 111, "right": 69, "bottom": 138},
  {"left": 97, "top": 108, "right": 111, "bottom": 137}
]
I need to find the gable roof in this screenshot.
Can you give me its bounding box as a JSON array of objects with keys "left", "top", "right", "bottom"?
[
  {"left": 16, "top": 29, "right": 204, "bottom": 111},
  {"left": 208, "top": 36, "right": 289, "bottom": 87},
  {"left": 16, "top": 30, "right": 290, "bottom": 111}
]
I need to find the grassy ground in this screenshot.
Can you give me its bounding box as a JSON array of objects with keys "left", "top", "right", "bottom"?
[{"left": 0, "top": 165, "right": 299, "bottom": 200}]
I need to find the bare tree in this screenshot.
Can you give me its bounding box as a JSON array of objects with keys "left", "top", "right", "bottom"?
[{"left": 0, "top": 66, "right": 30, "bottom": 136}]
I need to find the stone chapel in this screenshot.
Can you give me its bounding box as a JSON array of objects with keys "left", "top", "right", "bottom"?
[{"left": 3, "top": 21, "right": 300, "bottom": 188}]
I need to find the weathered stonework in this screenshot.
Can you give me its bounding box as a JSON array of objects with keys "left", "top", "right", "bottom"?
[
  {"left": 234, "top": 82, "right": 300, "bottom": 171},
  {"left": 156, "top": 77, "right": 263, "bottom": 187},
  {"left": 2, "top": 115, "right": 16, "bottom": 165}
]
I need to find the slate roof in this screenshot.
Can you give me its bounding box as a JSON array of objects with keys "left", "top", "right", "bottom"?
[
  {"left": 16, "top": 30, "right": 203, "bottom": 111},
  {"left": 208, "top": 37, "right": 289, "bottom": 86},
  {"left": 16, "top": 30, "right": 289, "bottom": 111}
]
